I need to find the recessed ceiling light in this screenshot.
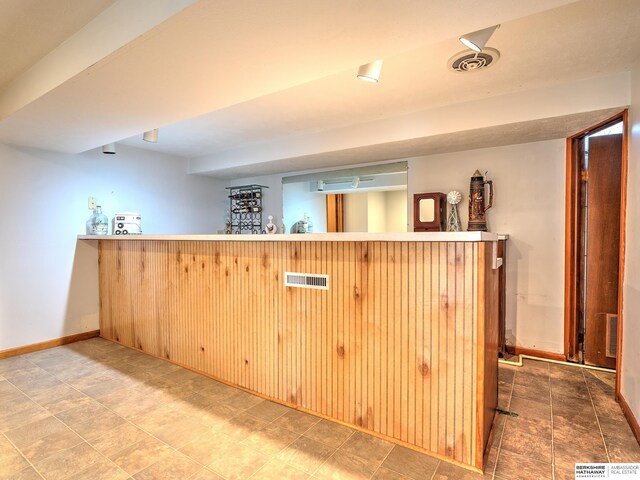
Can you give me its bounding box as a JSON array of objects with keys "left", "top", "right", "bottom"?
[
  {"left": 143, "top": 129, "right": 158, "bottom": 143},
  {"left": 459, "top": 25, "right": 500, "bottom": 52},
  {"left": 357, "top": 60, "right": 383, "bottom": 82},
  {"left": 102, "top": 143, "right": 116, "bottom": 154}
]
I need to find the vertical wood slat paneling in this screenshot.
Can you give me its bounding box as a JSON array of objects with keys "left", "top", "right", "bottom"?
[{"left": 98, "top": 239, "right": 496, "bottom": 471}]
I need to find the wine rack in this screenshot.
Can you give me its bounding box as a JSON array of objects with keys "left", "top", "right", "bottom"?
[{"left": 226, "top": 184, "right": 268, "bottom": 234}]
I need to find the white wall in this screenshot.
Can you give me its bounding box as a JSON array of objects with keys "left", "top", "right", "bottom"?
[
  {"left": 343, "top": 193, "right": 370, "bottom": 232},
  {"left": 234, "top": 165, "right": 408, "bottom": 233},
  {"left": 408, "top": 139, "right": 566, "bottom": 354},
  {"left": 232, "top": 141, "right": 567, "bottom": 354},
  {"left": 342, "top": 191, "right": 407, "bottom": 233},
  {"left": 621, "top": 63, "right": 640, "bottom": 420},
  {"left": 367, "top": 192, "right": 387, "bottom": 233},
  {"left": 0, "top": 143, "right": 225, "bottom": 351},
  {"left": 385, "top": 190, "right": 408, "bottom": 232},
  {"left": 282, "top": 182, "right": 327, "bottom": 233}
]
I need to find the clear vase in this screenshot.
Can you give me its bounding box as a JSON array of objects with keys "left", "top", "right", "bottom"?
[{"left": 86, "top": 206, "right": 109, "bottom": 235}]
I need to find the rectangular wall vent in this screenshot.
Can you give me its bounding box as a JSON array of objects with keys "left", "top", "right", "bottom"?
[
  {"left": 285, "top": 272, "right": 329, "bottom": 290},
  {"left": 606, "top": 313, "right": 618, "bottom": 358}
]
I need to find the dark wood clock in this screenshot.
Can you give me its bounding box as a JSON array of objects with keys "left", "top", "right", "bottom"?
[{"left": 413, "top": 192, "right": 446, "bottom": 232}]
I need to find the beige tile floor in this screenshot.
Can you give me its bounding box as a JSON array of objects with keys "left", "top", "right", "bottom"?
[{"left": 0, "top": 338, "right": 637, "bottom": 480}]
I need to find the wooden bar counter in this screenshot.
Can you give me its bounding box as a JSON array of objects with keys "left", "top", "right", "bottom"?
[{"left": 81, "top": 232, "right": 500, "bottom": 471}]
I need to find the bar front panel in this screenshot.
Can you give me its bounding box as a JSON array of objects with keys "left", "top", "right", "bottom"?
[{"left": 98, "top": 239, "right": 494, "bottom": 469}]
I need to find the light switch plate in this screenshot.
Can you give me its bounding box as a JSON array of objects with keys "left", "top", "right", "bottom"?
[{"left": 88, "top": 197, "right": 96, "bottom": 209}]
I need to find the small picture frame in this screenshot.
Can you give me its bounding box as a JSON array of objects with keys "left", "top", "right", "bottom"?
[{"left": 413, "top": 192, "right": 446, "bottom": 232}]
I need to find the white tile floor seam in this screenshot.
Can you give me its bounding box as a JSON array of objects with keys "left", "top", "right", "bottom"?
[
  {"left": 582, "top": 367, "right": 612, "bottom": 464},
  {"left": 375, "top": 444, "right": 419, "bottom": 480},
  {"left": 2, "top": 341, "right": 638, "bottom": 480},
  {"left": 304, "top": 427, "right": 355, "bottom": 478},
  {"left": 3, "top": 354, "right": 210, "bottom": 480},
  {"left": 490, "top": 364, "right": 515, "bottom": 480},
  {"left": 3, "top": 358, "right": 132, "bottom": 479},
  {"left": 1, "top": 431, "right": 47, "bottom": 480}
]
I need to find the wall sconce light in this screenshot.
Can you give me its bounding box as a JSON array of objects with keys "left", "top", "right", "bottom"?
[
  {"left": 143, "top": 129, "right": 158, "bottom": 143},
  {"left": 351, "top": 176, "right": 360, "bottom": 188},
  {"left": 357, "top": 60, "right": 383, "bottom": 82},
  {"left": 459, "top": 25, "right": 500, "bottom": 52},
  {"left": 102, "top": 143, "right": 116, "bottom": 154}
]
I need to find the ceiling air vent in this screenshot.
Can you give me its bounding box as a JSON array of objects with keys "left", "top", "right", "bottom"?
[
  {"left": 285, "top": 272, "right": 329, "bottom": 290},
  {"left": 448, "top": 48, "right": 500, "bottom": 73}
]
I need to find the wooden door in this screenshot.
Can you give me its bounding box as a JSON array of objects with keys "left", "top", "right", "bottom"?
[
  {"left": 584, "top": 134, "right": 622, "bottom": 368},
  {"left": 326, "top": 194, "right": 344, "bottom": 232}
]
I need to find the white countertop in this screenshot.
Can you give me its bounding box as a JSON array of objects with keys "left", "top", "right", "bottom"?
[{"left": 78, "top": 232, "right": 501, "bottom": 242}]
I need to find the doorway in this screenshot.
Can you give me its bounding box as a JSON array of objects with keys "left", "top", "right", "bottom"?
[{"left": 565, "top": 112, "right": 628, "bottom": 372}]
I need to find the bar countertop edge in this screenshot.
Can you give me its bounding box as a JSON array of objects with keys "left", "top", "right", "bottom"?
[{"left": 78, "top": 232, "right": 501, "bottom": 242}]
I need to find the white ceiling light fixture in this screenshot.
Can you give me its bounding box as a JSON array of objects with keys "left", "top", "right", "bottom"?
[
  {"left": 351, "top": 176, "right": 360, "bottom": 188},
  {"left": 459, "top": 25, "right": 500, "bottom": 52},
  {"left": 357, "top": 59, "right": 383, "bottom": 82},
  {"left": 143, "top": 128, "right": 158, "bottom": 143},
  {"left": 102, "top": 143, "right": 116, "bottom": 154}
]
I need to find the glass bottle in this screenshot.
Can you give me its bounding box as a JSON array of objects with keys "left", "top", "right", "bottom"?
[{"left": 86, "top": 206, "right": 109, "bottom": 235}]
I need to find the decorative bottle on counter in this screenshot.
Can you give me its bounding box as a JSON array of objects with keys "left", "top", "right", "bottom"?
[
  {"left": 306, "top": 214, "right": 313, "bottom": 233},
  {"left": 297, "top": 214, "right": 309, "bottom": 234},
  {"left": 86, "top": 206, "right": 109, "bottom": 235}
]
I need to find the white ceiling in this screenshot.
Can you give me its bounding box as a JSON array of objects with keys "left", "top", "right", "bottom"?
[
  {"left": 0, "top": 0, "right": 637, "bottom": 178},
  {"left": 0, "top": 0, "right": 114, "bottom": 89}
]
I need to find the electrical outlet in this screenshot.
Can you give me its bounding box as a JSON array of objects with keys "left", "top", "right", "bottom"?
[{"left": 88, "top": 197, "right": 97, "bottom": 210}]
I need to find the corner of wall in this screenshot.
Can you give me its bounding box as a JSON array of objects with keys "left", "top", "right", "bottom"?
[{"left": 620, "top": 61, "right": 640, "bottom": 429}]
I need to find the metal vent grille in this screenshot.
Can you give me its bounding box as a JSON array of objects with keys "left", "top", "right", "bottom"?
[
  {"left": 448, "top": 48, "right": 500, "bottom": 73},
  {"left": 284, "top": 272, "right": 329, "bottom": 290},
  {"left": 606, "top": 313, "right": 618, "bottom": 358}
]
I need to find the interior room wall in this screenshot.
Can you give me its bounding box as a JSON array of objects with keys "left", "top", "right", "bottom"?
[
  {"left": 385, "top": 190, "right": 408, "bottom": 232},
  {"left": 232, "top": 140, "right": 572, "bottom": 354},
  {"left": 407, "top": 139, "right": 566, "bottom": 354},
  {"left": 343, "top": 192, "right": 370, "bottom": 232},
  {"left": 366, "top": 191, "right": 387, "bottom": 233},
  {"left": 282, "top": 182, "right": 326, "bottom": 233},
  {"left": 0, "top": 143, "right": 225, "bottom": 351},
  {"left": 621, "top": 63, "right": 640, "bottom": 421}
]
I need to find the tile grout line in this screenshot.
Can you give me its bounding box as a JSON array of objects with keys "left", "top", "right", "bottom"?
[
  {"left": 62, "top": 366, "right": 241, "bottom": 479},
  {"left": 63, "top": 342, "right": 326, "bottom": 480},
  {"left": 1, "top": 431, "right": 47, "bottom": 480},
  {"left": 241, "top": 419, "right": 311, "bottom": 480},
  {"left": 494, "top": 363, "right": 556, "bottom": 480},
  {"left": 305, "top": 429, "right": 356, "bottom": 479},
  {"left": 581, "top": 368, "right": 611, "bottom": 463},
  {"left": 3, "top": 351, "right": 138, "bottom": 479},
  {"left": 260, "top": 418, "right": 338, "bottom": 479},
  {"left": 6, "top": 341, "right": 597, "bottom": 480},
  {"left": 55, "top": 341, "right": 325, "bottom": 480},
  {"left": 2, "top": 356, "right": 68, "bottom": 480},
  {"left": 369, "top": 442, "right": 408, "bottom": 480},
  {"left": 490, "top": 365, "right": 516, "bottom": 480},
  {"left": 4, "top": 345, "right": 216, "bottom": 479}
]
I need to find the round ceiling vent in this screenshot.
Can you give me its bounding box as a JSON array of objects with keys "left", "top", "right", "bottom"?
[{"left": 447, "top": 48, "right": 500, "bottom": 73}]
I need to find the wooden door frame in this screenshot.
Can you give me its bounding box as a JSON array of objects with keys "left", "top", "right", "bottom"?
[{"left": 564, "top": 110, "right": 628, "bottom": 398}]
